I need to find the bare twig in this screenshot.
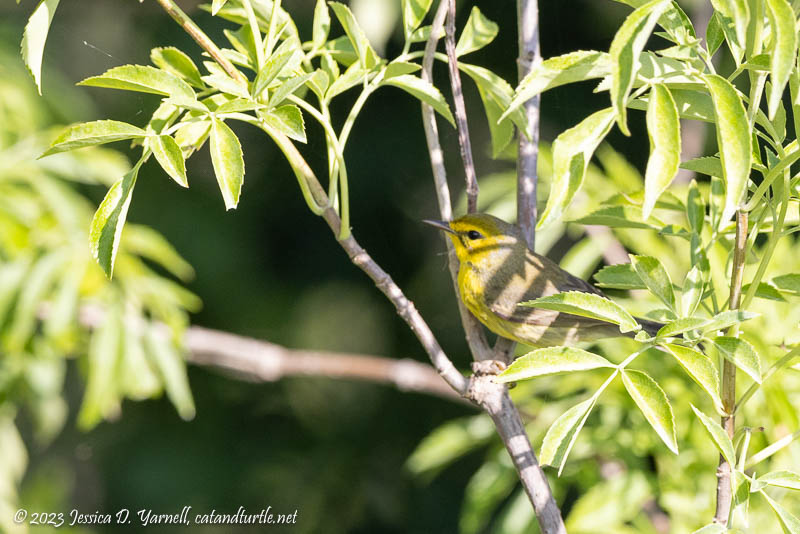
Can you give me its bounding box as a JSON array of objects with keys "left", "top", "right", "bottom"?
[
  {"left": 516, "top": 0, "right": 541, "bottom": 249},
  {"left": 444, "top": 0, "right": 479, "bottom": 213},
  {"left": 185, "top": 326, "right": 467, "bottom": 403},
  {"left": 422, "top": 0, "right": 492, "bottom": 361},
  {"left": 714, "top": 209, "right": 748, "bottom": 526}
]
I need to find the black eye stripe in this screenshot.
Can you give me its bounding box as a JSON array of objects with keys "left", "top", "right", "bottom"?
[{"left": 467, "top": 230, "right": 483, "bottom": 240}]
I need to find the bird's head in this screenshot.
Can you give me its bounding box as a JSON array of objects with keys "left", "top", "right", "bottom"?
[{"left": 423, "top": 213, "right": 526, "bottom": 265}]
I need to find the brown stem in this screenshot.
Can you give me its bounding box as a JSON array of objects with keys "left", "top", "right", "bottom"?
[
  {"left": 516, "top": 0, "right": 541, "bottom": 249},
  {"left": 444, "top": 0, "right": 479, "bottom": 213},
  {"left": 153, "top": 0, "right": 246, "bottom": 83},
  {"left": 714, "top": 209, "right": 748, "bottom": 525}
]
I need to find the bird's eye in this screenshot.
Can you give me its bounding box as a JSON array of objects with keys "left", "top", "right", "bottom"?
[{"left": 466, "top": 230, "right": 484, "bottom": 240}]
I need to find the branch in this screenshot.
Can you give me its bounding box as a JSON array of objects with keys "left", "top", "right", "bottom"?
[
  {"left": 444, "top": 0, "right": 479, "bottom": 213},
  {"left": 516, "top": 0, "right": 542, "bottom": 249},
  {"left": 422, "top": 0, "right": 492, "bottom": 361},
  {"left": 184, "top": 326, "right": 468, "bottom": 403},
  {"left": 714, "top": 209, "right": 748, "bottom": 526}
]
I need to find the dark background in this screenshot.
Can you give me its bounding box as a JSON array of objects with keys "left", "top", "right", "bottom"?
[{"left": 2, "top": 1, "right": 652, "bottom": 532}]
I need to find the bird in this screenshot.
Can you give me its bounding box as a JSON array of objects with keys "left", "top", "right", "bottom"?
[{"left": 424, "top": 213, "right": 662, "bottom": 348}]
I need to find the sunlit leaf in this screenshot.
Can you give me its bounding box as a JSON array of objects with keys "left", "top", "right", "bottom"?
[
  {"left": 761, "top": 489, "right": 800, "bottom": 533},
  {"left": 622, "top": 370, "right": 678, "bottom": 453},
  {"left": 383, "top": 74, "right": 455, "bottom": 126},
  {"left": 209, "top": 118, "right": 245, "bottom": 210},
  {"left": 78, "top": 307, "right": 122, "bottom": 429},
  {"left": 143, "top": 328, "right": 195, "bottom": 420},
  {"left": 495, "top": 347, "right": 615, "bottom": 383},
  {"left": 609, "top": 0, "right": 672, "bottom": 135},
  {"left": 79, "top": 64, "right": 196, "bottom": 100},
  {"left": 538, "top": 108, "right": 616, "bottom": 228},
  {"left": 757, "top": 471, "right": 800, "bottom": 491},
  {"left": 258, "top": 104, "right": 306, "bottom": 143},
  {"left": 713, "top": 336, "right": 762, "bottom": 383},
  {"left": 631, "top": 254, "right": 677, "bottom": 311},
  {"left": 90, "top": 161, "right": 141, "bottom": 278},
  {"left": 540, "top": 397, "right": 596, "bottom": 474},
  {"left": 521, "top": 291, "right": 639, "bottom": 333},
  {"left": 151, "top": 47, "right": 204, "bottom": 88},
  {"left": 703, "top": 74, "right": 751, "bottom": 228},
  {"left": 765, "top": 0, "right": 796, "bottom": 119},
  {"left": 455, "top": 7, "right": 498, "bottom": 57},
  {"left": 20, "top": 0, "right": 61, "bottom": 95},
  {"left": 401, "top": 0, "right": 434, "bottom": 36},
  {"left": 643, "top": 84, "right": 680, "bottom": 219},
  {"left": 149, "top": 135, "right": 188, "bottom": 188},
  {"left": 664, "top": 344, "right": 723, "bottom": 412},
  {"left": 42, "top": 120, "right": 147, "bottom": 157},
  {"left": 594, "top": 263, "right": 646, "bottom": 289},
  {"left": 312, "top": 0, "right": 331, "bottom": 49},
  {"left": 329, "top": 2, "right": 379, "bottom": 69}
]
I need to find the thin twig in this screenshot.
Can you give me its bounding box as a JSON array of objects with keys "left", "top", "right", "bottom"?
[
  {"left": 422, "top": 0, "right": 492, "bottom": 361},
  {"left": 516, "top": 0, "right": 541, "bottom": 249},
  {"left": 714, "top": 209, "right": 747, "bottom": 526},
  {"left": 444, "top": 0, "right": 478, "bottom": 213},
  {"left": 154, "top": 0, "right": 246, "bottom": 84}
]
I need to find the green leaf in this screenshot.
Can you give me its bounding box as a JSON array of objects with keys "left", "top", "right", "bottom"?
[
  {"left": 20, "top": 0, "right": 61, "bottom": 95},
  {"left": 455, "top": 7, "right": 498, "bottom": 56},
  {"left": 495, "top": 347, "right": 615, "bottom": 383},
  {"left": 79, "top": 64, "right": 195, "bottom": 100},
  {"left": 686, "top": 179, "right": 705, "bottom": 233},
  {"left": 622, "top": 369, "right": 678, "bottom": 454},
  {"left": 538, "top": 108, "right": 616, "bottom": 228},
  {"left": 42, "top": 120, "right": 147, "bottom": 157},
  {"left": 312, "top": 0, "right": 331, "bottom": 49},
  {"left": 383, "top": 74, "right": 455, "bottom": 126},
  {"left": 713, "top": 336, "right": 762, "bottom": 383},
  {"left": 143, "top": 328, "right": 195, "bottom": 420},
  {"left": 326, "top": 62, "right": 367, "bottom": 100},
  {"left": 657, "top": 317, "right": 708, "bottom": 337},
  {"left": 709, "top": 0, "right": 749, "bottom": 59},
  {"left": 211, "top": 0, "right": 229, "bottom": 15},
  {"left": 681, "top": 265, "right": 705, "bottom": 317},
  {"left": 78, "top": 307, "right": 123, "bottom": 429},
  {"left": 741, "top": 282, "right": 787, "bottom": 301},
  {"left": 149, "top": 135, "right": 188, "bottom": 188},
  {"left": 269, "top": 71, "right": 315, "bottom": 107},
  {"left": 460, "top": 457, "right": 517, "bottom": 534},
  {"left": 609, "top": 0, "right": 672, "bottom": 135},
  {"left": 758, "top": 471, "right": 800, "bottom": 491},
  {"left": 703, "top": 74, "right": 751, "bottom": 227},
  {"left": 700, "top": 309, "right": 758, "bottom": 333},
  {"left": 201, "top": 73, "right": 250, "bottom": 99},
  {"left": 209, "top": 118, "right": 245, "bottom": 210},
  {"left": 401, "top": 0, "right": 434, "bottom": 36},
  {"left": 384, "top": 61, "right": 421, "bottom": 80},
  {"left": 253, "top": 39, "right": 301, "bottom": 97},
  {"left": 459, "top": 63, "right": 525, "bottom": 156},
  {"left": 121, "top": 328, "right": 160, "bottom": 399},
  {"left": 540, "top": 397, "right": 596, "bottom": 475},
  {"left": 772, "top": 274, "right": 800, "bottom": 296},
  {"left": 504, "top": 51, "right": 611, "bottom": 121},
  {"left": 572, "top": 205, "right": 659, "bottom": 229},
  {"left": 90, "top": 162, "right": 141, "bottom": 278},
  {"left": 664, "top": 344, "right": 723, "bottom": 412},
  {"left": 329, "top": 2, "right": 379, "bottom": 69},
  {"left": 643, "top": 84, "right": 680, "bottom": 219},
  {"left": 631, "top": 254, "right": 677, "bottom": 311},
  {"left": 44, "top": 258, "right": 85, "bottom": 345},
  {"left": 258, "top": 104, "right": 306, "bottom": 143},
  {"left": 594, "top": 263, "right": 646, "bottom": 289},
  {"left": 521, "top": 291, "right": 639, "bottom": 333},
  {"left": 765, "top": 0, "right": 797, "bottom": 119},
  {"left": 150, "top": 47, "right": 204, "bottom": 88},
  {"left": 761, "top": 489, "right": 800, "bottom": 534},
  {"left": 174, "top": 120, "right": 211, "bottom": 158},
  {"left": 681, "top": 157, "right": 723, "bottom": 178},
  {"left": 706, "top": 12, "right": 725, "bottom": 56}
]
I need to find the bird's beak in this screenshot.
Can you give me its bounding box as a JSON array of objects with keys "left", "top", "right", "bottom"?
[{"left": 422, "top": 219, "right": 455, "bottom": 234}]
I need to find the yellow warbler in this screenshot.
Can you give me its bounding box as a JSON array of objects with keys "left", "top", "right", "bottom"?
[{"left": 425, "top": 213, "right": 661, "bottom": 348}]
